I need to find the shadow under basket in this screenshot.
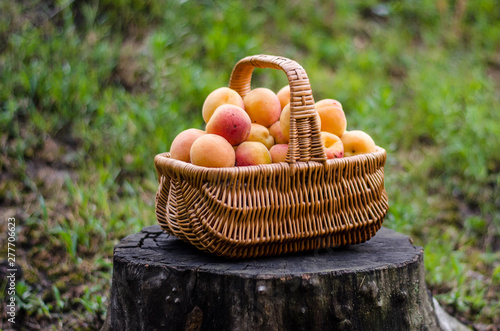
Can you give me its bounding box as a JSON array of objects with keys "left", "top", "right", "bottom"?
[{"left": 154, "top": 54, "right": 389, "bottom": 259}]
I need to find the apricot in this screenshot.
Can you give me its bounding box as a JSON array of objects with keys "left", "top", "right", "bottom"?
[
  {"left": 246, "top": 123, "right": 274, "bottom": 149},
  {"left": 243, "top": 88, "right": 281, "bottom": 128},
  {"left": 280, "top": 104, "right": 321, "bottom": 141},
  {"left": 277, "top": 85, "right": 290, "bottom": 110},
  {"left": 170, "top": 129, "right": 206, "bottom": 162},
  {"left": 321, "top": 131, "right": 344, "bottom": 159},
  {"left": 269, "top": 144, "right": 288, "bottom": 163},
  {"left": 190, "top": 134, "right": 235, "bottom": 167},
  {"left": 202, "top": 87, "right": 244, "bottom": 123},
  {"left": 235, "top": 141, "right": 272, "bottom": 166},
  {"left": 321, "top": 98, "right": 342, "bottom": 109},
  {"left": 340, "top": 130, "right": 377, "bottom": 157},
  {"left": 315, "top": 99, "right": 347, "bottom": 137},
  {"left": 279, "top": 104, "right": 291, "bottom": 141},
  {"left": 269, "top": 121, "right": 288, "bottom": 144},
  {"left": 206, "top": 104, "right": 251, "bottom": 146}
]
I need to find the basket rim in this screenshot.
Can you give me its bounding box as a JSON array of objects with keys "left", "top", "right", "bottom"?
[{"left": 155, "top": 147, "right": 386, "bottom": 178}]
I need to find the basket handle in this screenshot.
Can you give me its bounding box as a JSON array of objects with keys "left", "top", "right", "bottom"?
[{"left": 229, "top": 54, "right": 326, "bottom": 166}]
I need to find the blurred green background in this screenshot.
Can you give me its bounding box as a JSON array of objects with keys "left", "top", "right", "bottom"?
[{"left": 1, "top": 0, "right": 499, "bottom": 329}]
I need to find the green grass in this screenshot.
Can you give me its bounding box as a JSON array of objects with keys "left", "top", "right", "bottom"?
[{"left": 1, "top": 0, "right": 499, "bottom": 329}]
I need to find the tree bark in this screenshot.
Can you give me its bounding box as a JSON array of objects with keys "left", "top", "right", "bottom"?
[{"left": 107, "top": 225, "right": 441, "bottom": 331}]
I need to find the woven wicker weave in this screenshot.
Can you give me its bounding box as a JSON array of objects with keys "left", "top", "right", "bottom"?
[{"left": 154, "top": 55, "right": 388, "bottom": 259}]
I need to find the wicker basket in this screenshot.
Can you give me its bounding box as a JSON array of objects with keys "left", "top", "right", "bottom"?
[{"left": 154, "top": 54, "right": 389, "bottom": 259}]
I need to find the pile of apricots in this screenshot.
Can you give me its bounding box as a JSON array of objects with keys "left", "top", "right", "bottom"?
[{"left": 169, "top": 86, "right": 377, "bottom": 167}]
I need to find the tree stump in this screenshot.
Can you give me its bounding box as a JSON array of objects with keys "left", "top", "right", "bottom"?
[{"left": 107, "top": 225, "right": 441, "bottom": 331}]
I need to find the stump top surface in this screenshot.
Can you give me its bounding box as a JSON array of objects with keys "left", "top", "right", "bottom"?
[{"left": 115, "top": 225, "right": 421, "bottom": 278}]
